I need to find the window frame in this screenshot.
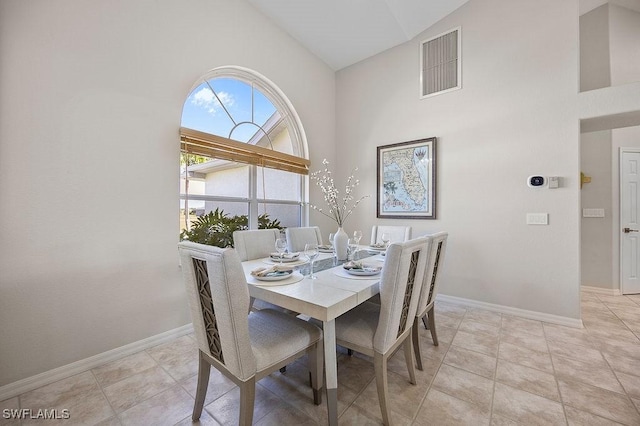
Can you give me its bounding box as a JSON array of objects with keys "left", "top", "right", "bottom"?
[{"left": 180, "top": 66, "right": 309, "bottom": 231}]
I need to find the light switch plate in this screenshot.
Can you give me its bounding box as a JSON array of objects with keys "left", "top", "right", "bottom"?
[
  {"left": 526, "top": 213, "right": 549, "bottom": 225},
  {"left": 583, "top": 208, "right": 605, "bottom": 218}
]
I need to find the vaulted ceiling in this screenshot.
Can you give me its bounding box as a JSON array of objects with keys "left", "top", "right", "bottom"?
[{"left": 247, "top": 0, "right": 470, "bottom": 70}]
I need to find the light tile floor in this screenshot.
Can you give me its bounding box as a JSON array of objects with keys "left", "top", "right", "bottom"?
[{"left": 2, "top": 292, "right": 640, "bottom": 425}]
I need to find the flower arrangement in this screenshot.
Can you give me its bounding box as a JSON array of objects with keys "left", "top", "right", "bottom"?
[{"left": 309, "top": 159, "right": 369, "bottom": 227}]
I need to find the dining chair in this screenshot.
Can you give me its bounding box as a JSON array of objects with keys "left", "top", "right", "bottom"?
[
  {"left": 334, "top": 236, "right": 431, "bottom": 425},
  {"left": 233, "top": 229, "right": 296, "bottom": 319},
  {"left": 370, "top": 225, "right": 412, "bottom": 245},
  {"left": 177, "top": 241, "right": 324, "bottom": 425},
  {"left": 233, "top": 229, "right": 281, "bottom": 261},
  {"left": 285, "top": 226, "right": 323, "bottom": 252},
  {"left": 412, "top": 232, "right": 448, "bottom": 370}
]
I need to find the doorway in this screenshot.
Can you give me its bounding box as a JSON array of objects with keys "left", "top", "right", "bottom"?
[{"left": 620, "top": 149, "right": 640, "bottom": 294}]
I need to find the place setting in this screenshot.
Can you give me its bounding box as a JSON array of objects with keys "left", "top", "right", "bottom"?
[
  {"left": 247, "top": 264, "right": 304, "bottom": 286},
  {"left": 262, "top": 237, "right": 309, "bottom": 266},
  {"left": 366, "top": 231, "right": 388, "bottom": 254},
  {"left": 333, "top": 260, "right": 383, "bottom": 280}
]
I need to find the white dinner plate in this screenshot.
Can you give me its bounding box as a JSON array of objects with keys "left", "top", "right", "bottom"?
[
  {"left": 318, "top": 246, "right": 334, "bottom": 253},
  {"left": 253, "top": 270, "right": 294, "bottom": 281},
  {"left": 368, "top": 245, "right": 386, "bottom": 251},
  {"left": 344, "top": 266, "right": 381, "bottom": 276}
]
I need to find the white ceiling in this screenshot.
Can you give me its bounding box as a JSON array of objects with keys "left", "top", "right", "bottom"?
[{"left": 247, "top": 0, "right": 470, "bottom": 70}]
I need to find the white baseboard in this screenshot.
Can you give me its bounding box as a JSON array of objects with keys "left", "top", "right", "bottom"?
[
  {"left": 581, "top": 285, "right": 622, "bottom": 296},
  {"left": 0, "top": 323, "right": 194, "bottom": 401},
  {"left": 436, "top": 294, "right": 584, "bottom": 329}
]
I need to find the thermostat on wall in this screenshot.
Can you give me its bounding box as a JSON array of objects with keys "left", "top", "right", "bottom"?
[{"left": 528, "top": 175, "right": 546, "bottom": 188}]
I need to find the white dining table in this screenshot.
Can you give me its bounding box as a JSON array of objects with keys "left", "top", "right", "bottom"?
[{"left": 241, "top": 250, "right": 384, "bottom": 426}]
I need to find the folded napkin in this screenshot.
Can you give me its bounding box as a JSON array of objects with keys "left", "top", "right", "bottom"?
[
  {"left": 318, "top": 245, "right": 332, "bottom": 250},
  {"left": 369, "top": 243, "right": 386, "bottom": 249},
  {"left": 269, "top": 252, "right": 300, "bottom": 259},
  {"left": 343, "top": 261, "right": 365, "bottom": 270},
  {"left": 343, "top": 261, "right": 381, "bottom": 272},
  {"left": 251, "top": 265, "right": 294, "bottom": 277}
]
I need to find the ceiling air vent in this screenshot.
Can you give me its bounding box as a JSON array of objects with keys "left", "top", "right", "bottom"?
[{"left": 420, "top": 27, "right": 461, "bottom": 98}]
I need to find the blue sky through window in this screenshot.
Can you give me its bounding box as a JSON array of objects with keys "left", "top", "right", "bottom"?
[{"left": 181, "top": 78, "right": 277, "bottom": 143}]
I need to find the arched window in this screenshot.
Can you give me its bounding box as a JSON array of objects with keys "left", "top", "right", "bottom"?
[{"left": 179, "top": 66, "right": 308, "bottom": 239}]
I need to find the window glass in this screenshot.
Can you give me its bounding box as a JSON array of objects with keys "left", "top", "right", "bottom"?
[
  {"left": 257, "top": 167, "right": 300, "bottom": 201},
  {"left": 258, "top": 203, "right": 301, "bottom": 229},
  {"left": 180, "top": 67, "right": 307, "bottom": 243}
]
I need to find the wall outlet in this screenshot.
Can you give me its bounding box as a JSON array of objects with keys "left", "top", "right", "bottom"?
[
  {"left": 583, "top": 208, "right": 605, "bottom": 218},
  {"left": 526, "top": 213, "right": 549, "bottom": 225}
]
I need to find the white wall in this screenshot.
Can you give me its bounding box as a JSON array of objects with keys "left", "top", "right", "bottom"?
[
  {"left": 579, "top": 3, "right": 640, "bottom": 92},
  {"left": 0, "top": 0, "right": 335, "bottom": 387},
  {"left": 580, "top": 130, "right": 614, "bottom": 289},
  {"left": 336, "top": 0, "right": 581, "bottom": 319},
  {"left": 580, "top": 4, "right": 611, "bottom": 91},
  {"left": 609, "top": 4, "right": 640, "bottom": 86}
]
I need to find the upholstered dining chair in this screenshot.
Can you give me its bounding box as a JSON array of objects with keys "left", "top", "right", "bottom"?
[
  {"left": 285, "top": 226, "right": 323, "bottom": 252},
  {"left": 412, "top": 232, "right": 448, "bottom": 370},
  {"left": 370, "top": 225, "right": 412, "bottom": 245},
  {"left": 177, "top": 241, "right": 324, "bottom": 425},
  {"left": 333, "top": 236, "right": 431, "bottom": 425},
  {"left": 233, "top": 228, "right": 280, "bottom": 261}
]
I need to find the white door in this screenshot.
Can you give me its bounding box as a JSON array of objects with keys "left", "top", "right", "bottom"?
[{"left": 620, "top": 150, "right": 640, "bottom": 294}]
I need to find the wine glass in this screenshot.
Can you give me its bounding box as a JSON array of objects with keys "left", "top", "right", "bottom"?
[
  {"left": 304, "top": 243, "right": 319, "bottom": 279},
  {"left": 380, "top": 232, "right": 390, "bottom": 248},
  {"left": 353, "top": 230, "right": 363, "bottom": 246},
  {"left": 347, "top": 238, "right": 358, "bottom": 261},
  {"left": 275, "top": 238, "right": 287, "bottom": 264},
  {"left": 329, "top": 232, "right": 336, "bottom": 258}
]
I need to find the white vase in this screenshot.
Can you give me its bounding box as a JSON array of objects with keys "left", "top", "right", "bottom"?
[{"left": 333, "top": 226, "right": 349, "bottom": 261}]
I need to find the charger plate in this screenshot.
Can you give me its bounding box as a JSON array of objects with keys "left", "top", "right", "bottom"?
[
  {"left": 247, "top": 272, "right": 304, "bottom": 286},
  {"left": 333, "top": 268, "right": 381, "bottom": 280}
]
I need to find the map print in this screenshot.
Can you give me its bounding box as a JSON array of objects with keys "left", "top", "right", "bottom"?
[{"left": 382, "top": 146, "right": 429, "bottom": 214}]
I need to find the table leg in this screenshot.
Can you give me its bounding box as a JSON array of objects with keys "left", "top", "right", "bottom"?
[{"left": 323, "top": 319, "right": 338, "bottom": 426}]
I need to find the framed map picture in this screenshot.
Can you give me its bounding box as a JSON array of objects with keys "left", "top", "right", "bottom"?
[{"left": 377, "top": 137, "right": 437, "bottom": 219}]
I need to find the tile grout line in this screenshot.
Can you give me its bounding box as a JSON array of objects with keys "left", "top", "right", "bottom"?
[
  {"left": 90, "top": 369, "right": 123, "bottom": 426},
  {"left": 541, "top": 318, "right": 570, "bottom": 426},
  {"left": 595, "top": 296, "right": 640, "bottom": 419},
  {"left": 409, "top": 323, "right": 452, "bottom": 425}
]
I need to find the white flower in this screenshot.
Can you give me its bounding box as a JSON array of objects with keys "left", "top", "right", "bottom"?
[{"left": 308, "top": 159, "right": 369, "bottom": 227}]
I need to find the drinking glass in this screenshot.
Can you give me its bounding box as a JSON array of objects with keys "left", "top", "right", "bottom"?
[
  {"left": 304, "top": 243, "right": 319, "bottom": 279},
  {"left": 275, "top": 238, "right": 287, "bottom": 263},
  {"left": 329, "top": 233, "right": 335, "bottom": 248},
  {"left": 380, "top": 232, "right": 390, "bottom": 248},
  {"left": 353, "top": 230, "right": 363, "bottom": 246},
  {"left": 347, "top": 238, "right": 358, "bottom": 260}
]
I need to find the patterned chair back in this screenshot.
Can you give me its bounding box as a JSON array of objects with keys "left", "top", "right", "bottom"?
[
  {"left": 416, "top": 232, "right": 448, "bottom": 316},
  {"left": 373, "top": 236, "right": 431, "bottom": 353},
  {"left": 178, "top": 241, "right": 257, "bottom": 380}
]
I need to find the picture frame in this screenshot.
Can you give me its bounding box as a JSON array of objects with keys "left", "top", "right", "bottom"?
[{"left": 377, "top": 137, "right": 437, "bottom": 219}]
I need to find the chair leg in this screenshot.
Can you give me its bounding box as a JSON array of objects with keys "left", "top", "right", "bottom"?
[
  {"left": 411, "top": 318, "right": 423, "bottom": 371},
  {"left": 421, "top": 313, "right": 429, "bottom": 330},
  {"left": 307, "top": 342, "right": 324, "bottom": 405},
  {"left": 403, "top": 337, "right": 417, "bottom": 385},
  {"left": 239, "top": 376, "right": 256, "bottom": 426},
  {"left": 192, "top": 352, "right": 211, "bottom": 421},
  {"left": 427, "top": 306, "right": 438, "bottom": 346},
  {"left": 374, "top": 352, "right": 392, "bottom": 426}
]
